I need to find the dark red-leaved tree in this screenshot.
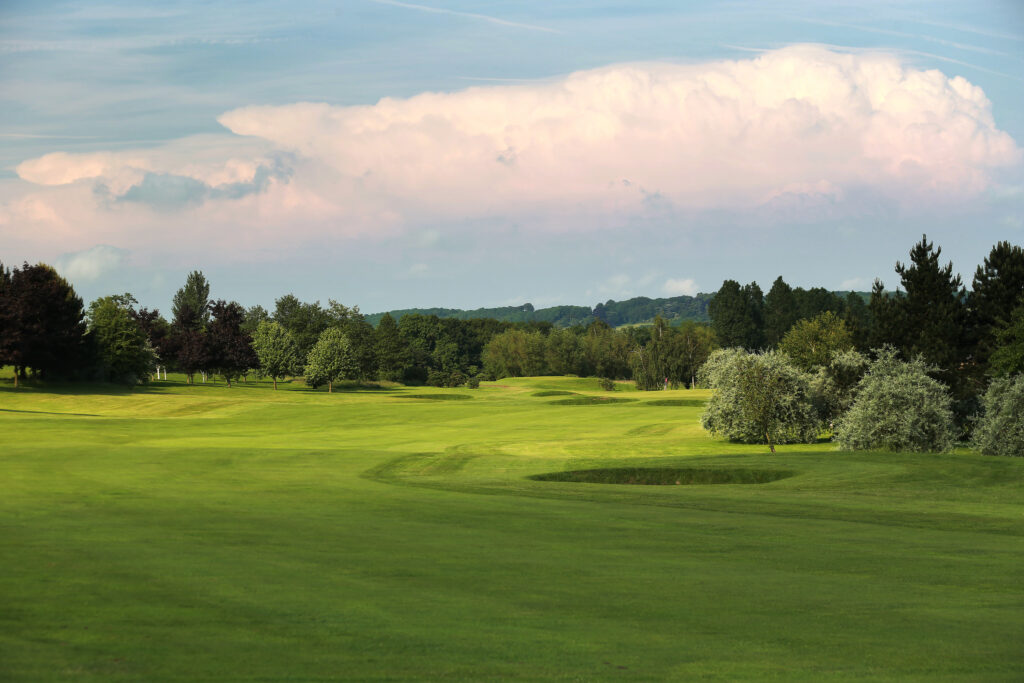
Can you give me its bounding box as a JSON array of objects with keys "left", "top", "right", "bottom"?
[
  {"left": 0, "top": 262, "right": 87, "bottom": 386},
  {"left": 207, "top": 300, "right": 258, "bottom": 387},
  {"left": 168, "top": 305, "right": 208, "bottom": 384}
]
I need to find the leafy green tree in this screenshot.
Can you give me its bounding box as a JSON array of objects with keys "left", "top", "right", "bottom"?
[
  {"left": 252, "top": 320, "right": 300, "bottom": 389},
  {"left": 674, "top": 321, "right": 716, "bottom": 388},
  {"left": 970, "top": 241, "right": 1024, "bottom": 370},
  {"left": 631, "top": 316, "right": 672, "bottom": 390},
  {"left": 482, "top": 329, "right": 547, "bottom": 378},
  {"left": 988, "top": 297, "right": 1024, "bottom": 377},
  {"left": 207, "top": 300, "right": 258, "bottom": 387},
  {"left": 0, "top": 262, "right": 87, "bottom": 386},
  {"left": 327, "top": 300, "right": 377, "bottom": 380},
  {"left": 171, "top": 271, "right": 211, "bottom": 330},
  {"left": 305, "top": 328, "right": 357, "bottom": 392},
  {"left": 241, "top": 305, "right": 270, "bottom": 335},
  {"left": 778, "top": 311, "right": 854, "bottom": 371},
  {"left": 763, "top": 276, "right": 798, "bottom": 348},
  {"left": 578, "top": 320, "right": 630, "bottom": 379},
  {"left": 709, "top": 280, "right": 764, "bottom": 350},
  {"left": 630, "top": 340, "right": 669, "bottom": 390},
  {"left": 972, "top": 374, "right": 1024, "bottom": 457},
  {"left": 86, "top": 294, "right": 157, "bottom": 384},
  {"left": 544, "top": 328, "right": 582, "bottom": 376},
  {"left": 374, "top": 313, "right": 409, "bottom": 382},
  {"left": 274, "top": 294, "right": 331, "bottom": 361},
  {"left": 835, "top": 348, "right": 955, "bottom": 452},
  {"left": 700, "top": 348, "right": 819, "bottom": 452}
]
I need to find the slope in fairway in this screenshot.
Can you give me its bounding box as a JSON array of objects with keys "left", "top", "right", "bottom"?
[{"left": 2, "top": 375, "right": 1023, "bottom": 680}]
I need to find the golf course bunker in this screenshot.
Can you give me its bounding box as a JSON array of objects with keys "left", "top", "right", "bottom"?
[
  {"left": 397, "top": 393, "right": 472, "bottom": 400},
  {"left": 530, "top": 467, "right": 795, "bottom": 485},
  {"left": 547, "top": 396, "right": 638, "bottom": 405},
  {"left": 642, "top": 398, "right": 705, "bottom": 407}
]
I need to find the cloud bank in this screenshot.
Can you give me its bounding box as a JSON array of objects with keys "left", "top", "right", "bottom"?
[
  {"left": 5, "top": 45, "right": 1020, "bottom": 258},
  {"left": 54, "top": 244, "right": 128, "bottom": 281}
]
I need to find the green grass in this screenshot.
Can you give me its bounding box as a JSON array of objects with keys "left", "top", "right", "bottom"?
[{"left": 2, "top": 372, "right": 1023, "bottom": 680}]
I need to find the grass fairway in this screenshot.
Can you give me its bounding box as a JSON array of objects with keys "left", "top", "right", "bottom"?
[{"left": 2, "top": 374, "right": 1023, "bottom": 680}]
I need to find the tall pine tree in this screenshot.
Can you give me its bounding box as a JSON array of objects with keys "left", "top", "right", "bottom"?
[
  {"left": 709, "top": 280, "right": 764, "bottom": 350},
  {"left": 970, "top": 241, "right": 1024, "bottom": 370},
  {"left": 895, "top": 235, "right": 967, "bottom": 375},
  {"left": 763, "top": 276, "right": 798, "bottom": 348}
]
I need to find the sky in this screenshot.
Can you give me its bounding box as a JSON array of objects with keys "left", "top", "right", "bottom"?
[{"left": 2, "top": 1, "right": 1023, "bottom": 314}]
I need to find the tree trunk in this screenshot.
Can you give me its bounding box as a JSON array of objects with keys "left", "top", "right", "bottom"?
[
  {"left": 767, "top": 431, "right": 775, "bottom": 453},
  {"left": 225, "top": 375, "right": 231, "bottom": 387},
  {"left": 13, "top": 367, "right": 18, "bottom": 389},
  {"left": 328, "top": 380, "right": 333, "bottom": 393},
  {"left": 273, "top": 378, "right": 277, "bottom": 390}
]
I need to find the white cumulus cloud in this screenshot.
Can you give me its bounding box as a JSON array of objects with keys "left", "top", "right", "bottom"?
[
  {"left": 55, "top": 245, "right": 128, "bottom": 282},
  {"left": 6, "top": 45, "right": 1020, "bottom": 257},
  {"left": 663, "top": 278, "right": 699, "bottom": 296}
]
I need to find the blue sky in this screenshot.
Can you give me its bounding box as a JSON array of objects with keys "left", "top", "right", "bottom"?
[{"left": 2, "top": 1, "right": 1023, "bottom": 314}]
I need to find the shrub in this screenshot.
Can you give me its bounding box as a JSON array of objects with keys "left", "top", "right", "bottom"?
[
  {"left": 810, "top": 349, "right": 870, "bottom": 426},
  {"left": 700, "top": 348, "right": 819, "bottom": 451},
  {"left": 972, "top": 375, "right": 1024, "bottom": 456},
  {"left": 598, "top": 377, "right": 615, "bottom": 391},
  {"left": 466, "top": 375, "right": 481, "bottom": 389},
  {"left": 834, "top": 348, "right": 955, "bottom": 452}
]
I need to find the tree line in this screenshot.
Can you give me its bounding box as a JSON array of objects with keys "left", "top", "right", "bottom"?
[
  {"left": 2, "top": 235, "right": 1021, "bottom": 412},
  {"left": 697, "top": 236, "right": 1023, "bottom": 455}
]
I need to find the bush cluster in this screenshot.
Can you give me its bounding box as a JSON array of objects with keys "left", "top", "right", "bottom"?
[
  {"left": 834, "top": 349, "right": 955, "bottom": 453},
  {"left": 972, "top": 375, "right": 1024, "bottom": 457}
]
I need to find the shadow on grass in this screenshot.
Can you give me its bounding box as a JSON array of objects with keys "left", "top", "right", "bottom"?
[
  {"left": 394, "top": 393, "right": 473, "bottom": 401},
  {"left": 530, "top": 467, "right": 795, "bottom": 485},
  {"left": 0, "top": 407, "right": 100, "bottom": 417}
]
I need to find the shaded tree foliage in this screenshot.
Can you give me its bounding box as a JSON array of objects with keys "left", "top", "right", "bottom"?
[
  {"left": 988, "top": 296, "right": 1024, "bottom": 377},
  {"left": 207, "top": 300, "right": 258, "bottom": 386},
  {"left": 763, "top": 276, "right": 798, "bottom": 348},
  {"left": 709, "top": 280, "right": 764, "bottom": 350},
  {"left": 894, "top": 235, "right": 967, "bottom": 377},
  {"left": 0, "top": 262, "right": 86, "bottom": 385},
  {"left": 970, "top": 241, "right": 1024, "bottom": 371},
  {"left": 374, "top": 313, "right": 408, "bottom": 382}
]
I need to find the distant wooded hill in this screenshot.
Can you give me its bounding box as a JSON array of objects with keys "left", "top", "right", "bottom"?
[
  {"left": 365, "top": 293, "right": 714, "bottom": 328},
  {"left": 366, "top": 291, "right": 873, "bottom": 328}
]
